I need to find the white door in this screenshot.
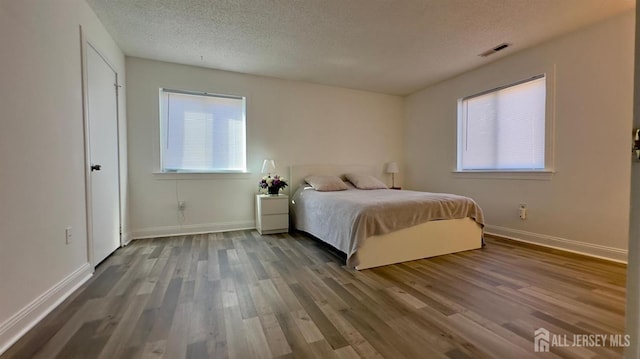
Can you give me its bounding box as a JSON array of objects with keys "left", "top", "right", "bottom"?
[{"left": 86, "top": 44, "right": 121, "bottom": 266}]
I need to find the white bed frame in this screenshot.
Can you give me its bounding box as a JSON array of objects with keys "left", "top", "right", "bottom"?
[{"left": 289, "top": 165, "right": 483, "bottom": 270}]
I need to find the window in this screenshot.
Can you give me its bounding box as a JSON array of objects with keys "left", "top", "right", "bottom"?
[
  {"left": 160, "top": 89, "right": 246, "bottom": 172},
  {"left": 458, "top": 75, "right": 550, "bottom": 172}
]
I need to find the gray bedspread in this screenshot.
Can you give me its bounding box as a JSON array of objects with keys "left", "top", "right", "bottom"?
[{"left": 290, "top": 186, "right": 485, "bottom": 267}]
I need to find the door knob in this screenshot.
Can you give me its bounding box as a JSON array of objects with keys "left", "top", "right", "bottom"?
[{"left": 91, "top": 164, "right": 102, "bottom": 172}]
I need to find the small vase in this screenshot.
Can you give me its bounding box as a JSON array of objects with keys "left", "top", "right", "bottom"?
[{"left": 267, "top": 186, "right": 279, "bottom": 195}]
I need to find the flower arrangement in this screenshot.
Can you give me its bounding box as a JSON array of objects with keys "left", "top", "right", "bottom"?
[{"left": 259, "top": 174, "right": 288, "bottom": 195}]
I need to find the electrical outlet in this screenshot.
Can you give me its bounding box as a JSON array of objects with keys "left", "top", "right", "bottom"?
[
  {"left": 178, "top": 201, "right": 186, "bottom": 210},
  {"left": 519, "top": 204, "right": 527, "bottom": 220},
  {"left": 65, "top": 227, "right": 72, "bottom": 244}
]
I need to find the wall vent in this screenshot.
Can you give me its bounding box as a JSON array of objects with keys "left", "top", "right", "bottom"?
[{"left": 479, "top": 43, "right": 511, "bottom": 57}]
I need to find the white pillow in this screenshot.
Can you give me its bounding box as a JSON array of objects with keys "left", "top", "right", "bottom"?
[
  {"left": 304, "top": 175, "right": 348, "bottom": 191},
  {"left": 344, "top": 173, "right": 388, "bottom": 190}
]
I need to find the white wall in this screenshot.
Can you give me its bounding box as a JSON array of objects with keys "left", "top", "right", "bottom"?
[
  {"left": 0, "top": 0, "right": 127, "bottom": 353},
  {"left": 405, "top": 11, "right": 634, "bottom": 261},
  {"left": 126, "top": 57, "right": 404, "bottom": 238}
]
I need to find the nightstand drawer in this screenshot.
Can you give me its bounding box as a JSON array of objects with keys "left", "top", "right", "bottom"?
[
  {"left": 261, "top": 214, "right": 289, "bottom": 231},
  {"left": 260, "top": 197, "right": 288, "bottom": 215},
  {"left": 256, "top": 194, "right": 289, "bottom": 235}
]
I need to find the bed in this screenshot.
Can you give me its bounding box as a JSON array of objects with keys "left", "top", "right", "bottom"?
[{"left": 289, "top": 165, "right": 485, "bottom": 270}]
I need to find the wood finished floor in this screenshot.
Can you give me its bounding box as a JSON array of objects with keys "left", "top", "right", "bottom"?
[{"left": 2, "top": 231, "right": 626, "bottom": 359}]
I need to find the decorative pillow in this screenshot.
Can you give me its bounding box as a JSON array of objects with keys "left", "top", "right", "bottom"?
[
  {"left": 345, "top": 173, "right": 388, "bottom": 190},
  {"left": 304, "top": 175, "right": 348, "bottom": 191}
]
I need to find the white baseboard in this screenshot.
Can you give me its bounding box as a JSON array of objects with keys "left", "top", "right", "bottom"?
[
  {"left": 121, "top": 231, "right": 132, "bottom": 246},
  {"left": 485, "top": 225, "right": 628, "bottom": 263},
  {"left": 0, "top": 262, "right": 93, "bottom": 355},
  {"left": 131, "top": 220, "right": 255, "bottom": 240}
]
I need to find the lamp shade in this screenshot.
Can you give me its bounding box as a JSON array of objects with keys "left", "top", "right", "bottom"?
[
  {"left": 261, "top": 159, "right": 276, "bottom": 174},
  {"left": 385, "top": 162, "right": 399, "bottom": 174}
]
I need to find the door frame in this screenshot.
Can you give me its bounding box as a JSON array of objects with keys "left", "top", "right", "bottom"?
[{"left": 79, "top": 26, "right": 123, "bottom": 269}]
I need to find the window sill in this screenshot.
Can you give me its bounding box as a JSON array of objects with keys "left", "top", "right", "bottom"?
[
  {"left": 451, "top": 170, "right": 554, "bottom": 180},
  {"left": 153, "top": 170, "right": 252, "bottom": 180}
]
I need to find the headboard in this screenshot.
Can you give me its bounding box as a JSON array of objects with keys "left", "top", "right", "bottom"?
[{"left": 289, "top": 164, "right": 378, "bottom": 193}]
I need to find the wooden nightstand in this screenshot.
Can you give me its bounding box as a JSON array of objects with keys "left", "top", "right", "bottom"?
[{"left": 255, "top": 194, "right": 289, "bottom": 235}]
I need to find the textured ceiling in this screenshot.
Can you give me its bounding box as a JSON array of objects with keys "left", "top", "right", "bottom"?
[{"left": 86, "top": 0, "right": 635, "bottom": 95}]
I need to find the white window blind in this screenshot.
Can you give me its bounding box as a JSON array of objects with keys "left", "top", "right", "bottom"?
[
  {"left": 160, "top": 89, "right": 246, "bottom": 172},
  {"left": 459, "top": 75, "right": 546, "bottom": 171}
]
